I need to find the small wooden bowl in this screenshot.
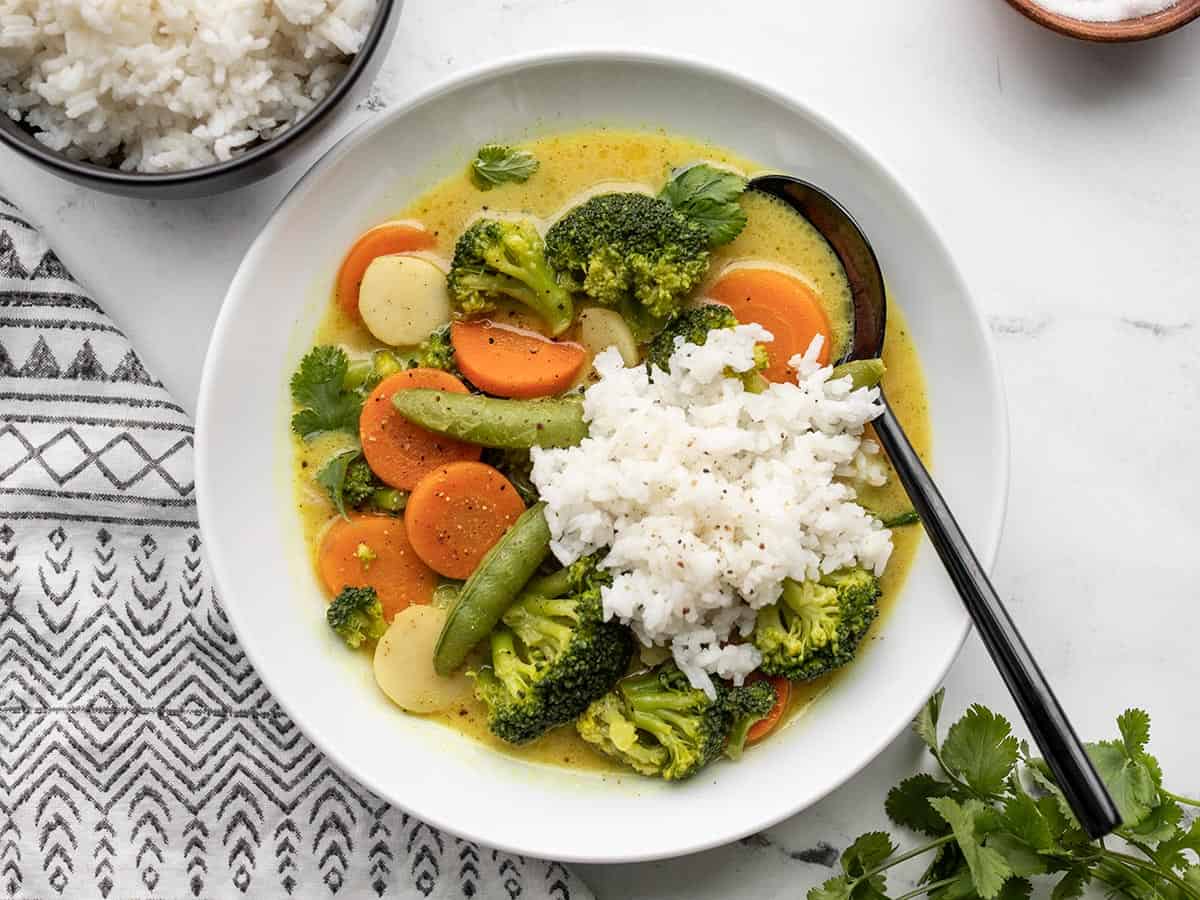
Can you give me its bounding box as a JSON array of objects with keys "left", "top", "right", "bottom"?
[{"left": 1006, "top": 0, "right": 1200, "bottom": 40}]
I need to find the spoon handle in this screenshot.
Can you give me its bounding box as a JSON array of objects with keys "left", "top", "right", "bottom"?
[{"left": 872, "top": 395, "right": 1121, "bottom": 839}]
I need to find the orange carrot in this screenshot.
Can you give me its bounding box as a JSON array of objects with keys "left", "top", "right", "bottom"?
[
  {"left": 359, "top": 368, "right": 480, "bottom": 490},
  {"left": 336, "top": 222, "right": 436, "bottom": 318},
  {"left": 707, "top": 267, "right": 833, "bottom": 383},
  {"left": 746, "top": 673, "right": 791, "bottom": 744},
  {"left": 318, "top": 514, "right": 437, "bottom": 621},
  {"left": 451, "top": 320, "right": 587, "bottom": 399},
  {"left": 404, "top": 461, "right": 526, "bottom": 579}
]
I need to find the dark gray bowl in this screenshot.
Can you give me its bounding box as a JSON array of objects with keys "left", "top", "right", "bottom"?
[{"left": 0, "top": 0, "right": 400, "bottom": 198}]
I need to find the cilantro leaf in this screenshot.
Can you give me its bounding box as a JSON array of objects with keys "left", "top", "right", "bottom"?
[
  {"left": 841, "top": 832, "right": 896, "bottom": 877},
  {"left": 942, "top": 705, "right": 1020, "bottom": 798},
  {"left": 1184, "top": 865, "right": 1200, "bottom": 891},
  {"left": 1118, "top": 709, "right": 1151, "bottom": 756},
  {"left": 290, "top": 346, "right": 361, "bottom": 439},
  {"left": 886, "top": 774, "right": 956, "bottom": 836},
  {"left": 929, "top": 797, "right": 1015, "bottom": 899},
  {"left": 659, "top": 163, "right": 748, "bottom": 245},
  {"left": 1155, "top": 818, "right": 1200, "bottom": 872},
  {"left": 985, "top": 834, "right": 1047, "bottom": 878},
  {"left": 1126, "top": 800, "right": 1182, "bottom": 844},
  {"left": 995, "top": 877, "right": 1032, "bottom": 900},
  {"left": 809, "top": 875, "right": 854, "bottom": 900},
  {"left": 1050, "top": 866, "right": 1092, "bottom": 900},
  {"left": 471, "top": 144, "right": 539, "bottom": 190},
  {"left": 316, "top": 448, "right": 360, "bottom": 519},
  {"left": 1087, "top": 740, "right": 1157, "bottom": 827},
  {"left": 915, "top": 688, "right": 946, "bottom": 754},
  {"left": 1001, "top": 791, "right": 1055, "bottom": 852}
]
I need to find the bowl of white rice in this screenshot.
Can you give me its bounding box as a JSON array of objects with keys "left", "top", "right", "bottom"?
[{"left": 0, "top": 0, "right": 399, "bottom": 196}]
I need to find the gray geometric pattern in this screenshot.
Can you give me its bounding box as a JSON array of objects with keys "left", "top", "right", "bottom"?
[{"left": 0, "top": 197, "right": 589, "bottom": 899}]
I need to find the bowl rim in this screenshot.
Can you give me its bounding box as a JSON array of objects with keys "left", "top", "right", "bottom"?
[
  {"left": 1004, "top": 0, "right": 1200, "bottom": 41},
  {"left": 0, "top": 0, "right": 397, "bottom": 185},
  {"left": 196, "top": 47, "right": 1011, "bottom": 862}
]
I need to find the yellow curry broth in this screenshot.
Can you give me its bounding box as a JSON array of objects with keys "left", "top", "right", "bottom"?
[{"left": 294, "top": 128, "right": 931, "bottom": 772}]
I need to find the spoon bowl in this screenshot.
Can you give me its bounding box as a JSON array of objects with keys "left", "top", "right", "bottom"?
[{"left": 748, "top": 174, "right": 1122, "bottom": 839}]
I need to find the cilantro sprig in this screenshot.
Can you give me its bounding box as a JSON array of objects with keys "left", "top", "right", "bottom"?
[
  {"left": 812, "top": 692, "right": 1200, "bottom": 900},
  {"left": 659, "top": 162, "right": 749, "bottom": 246},
  {"left": 289, "top": 345, "right": 363, "bottom": 439},
  {"left": 470, "top": 144, "right": 539, "bottom": 190}
]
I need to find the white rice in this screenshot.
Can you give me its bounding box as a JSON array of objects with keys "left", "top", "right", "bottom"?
[
  {"left": 530, "top": 324, "right": 892, "bottom": 696},
  {"left": 0, "top": 0, "right": 377, "bottom": 172}
]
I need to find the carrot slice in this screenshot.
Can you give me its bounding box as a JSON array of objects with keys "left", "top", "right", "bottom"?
[
  {"left": 746, "top": 673, "right": 791, "bottom": 744},
  {"left": 404, "top": 461, "right": 526, "bottom": 579},
  {"left": 336, "top": 222, "right": 436, "bottom": 318},
  {"left": 707, "top": 267, "right": 833, "bottom": 382},
  {"left": 451, "top": 320, "right": 587, "bottom": 399},
  {"left": 359, "top": 368, "right": 480, "bottom": 490},
  {"left": 318, "top": 514, "right": 437, "bottom": 621}
]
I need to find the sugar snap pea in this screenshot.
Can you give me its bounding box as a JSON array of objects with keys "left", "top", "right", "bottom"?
[
  {"left": 433, "top": 502, "right": 551, "bottom": 674},
  {"left": 392, "top": 390, "right": 587, "bottom": 449},
  {"left": 829, "top": 358, "right": 886, "bottom": 390}
]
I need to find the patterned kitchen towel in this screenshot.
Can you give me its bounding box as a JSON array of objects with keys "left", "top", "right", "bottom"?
[{"left": 0, "top": 197, "right": 592, "bottom": 900}]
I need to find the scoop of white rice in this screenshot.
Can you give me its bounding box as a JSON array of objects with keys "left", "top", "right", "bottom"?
[
  {"left": 0, "top": 0, "right": 377, "bottom": 172},
  {"left": 530, "top": 324, "right": 892, "bottom": 696}
]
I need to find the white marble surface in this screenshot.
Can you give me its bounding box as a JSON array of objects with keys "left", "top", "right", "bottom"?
[{"left": 3, "top": 1, "right": 1199, "bottom": 897}]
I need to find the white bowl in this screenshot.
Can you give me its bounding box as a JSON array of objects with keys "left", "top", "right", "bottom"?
[{"left": 196, "top": 50, "right": 1008, "bottom": 864}]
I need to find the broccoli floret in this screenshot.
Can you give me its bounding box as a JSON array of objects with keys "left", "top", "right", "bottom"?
[
  {"left": 544, "top": 193, "right": 710, "bottom": 338},
  {"left": 723, "top": 680, "right": 778, "bottom": 760},
  {"left": 646, "top": 304, "right": 768, "bottom": 391},
  {"left": 418, "top": 325, "right": 457, "bottom": 372},
  {"left": 447, "top": 219, "right": 574, "bottom": 335},
  {"left": 340, "top": 456, "right": 379, "bottom": 507},
  {"left": 753, "top": 567, "right": 881, "bottom": 681},
  {"left": 317, "top": 450, "right": 408, "bottom": 517},
  {"left": 326, "top": 586, "right": 387, "bottom": 649},
  {"left": 646, "top": 304, "right": 738, "bottom": 372},
  {"left": 576, "top": 663, "right": 732, "bottom": 780},
  {"left": 472, "top": 579, "right": 632, "bottom": 744}
]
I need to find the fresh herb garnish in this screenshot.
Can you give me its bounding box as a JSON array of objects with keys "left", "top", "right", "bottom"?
[
  {"left": 289, "top": 346, "right": 362, "bottom": 439},
  {"left": 471, "top": 144, "right": 539, "bottom": 190},
  {"left": 659, "top": 162, "right": 749, "bottom": 246},
  {"left": 812, "top": 692, "right": 1200, "bottom": 900}
]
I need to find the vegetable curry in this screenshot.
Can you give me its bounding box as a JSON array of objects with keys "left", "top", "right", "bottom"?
[{"left": 291, "top": 128, "right": 931, "bottom": 777}]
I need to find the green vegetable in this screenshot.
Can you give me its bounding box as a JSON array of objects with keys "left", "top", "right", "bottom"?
[
  {"left": 391, "top": 390, "right": 587, "bottom": 449},
  {"left": 433, "top": 502, "right": 552, "bottom": 675},
  {"left": 723, "top": 679, "right": 778, "bottom": 761},
  {"left": 646, "top": 304, "right": 738, "bottom": 372},
  {"left": 544, "top": 192, "right": 710, "bottom": 339},
  {"left": 471, "top": 144, "right": 539, "bottom": 190},
  {"left": 472, "top": 556, "right": 632, "bottom": 744},
  {"left": 752, "top": 567, "right": 881, "bottom": 681},
  {"left": 316, "top": 449, "right": 408, "bottom": 518},
  {"left": 831, "top": 358, "right": 886, "bottom": 390},
  {"left": 659, "top": 163, "right": 748, "bottom": 246},
  {"left": 482, "top": 447, "right": 539, "bottom": 505},
  {"left": 645, "top": 304, "right": 769, "bottom": 392},
  {"left": 290, "top": 346, "right": 362, "bottom": 439},
  {"left": 811, "top": 694, "right": 1200, "bottom": 900},
  {"left": 576, "top": 663, "right": 730, "bottom": 780},
  {"left": 881, "top": 510, "right": 921, "bottom": 529},
  {"left": 325, "top": 586, "right": 387, "bottom": 649},
  {"left": 417, "top": 325, "right": 458, "bottom": 373},
  {"left": 524, "top": 552, "right": 609, "bottom": 599},
  {"left": 447, "top": 218, "right": 574, "bottom": 335}
]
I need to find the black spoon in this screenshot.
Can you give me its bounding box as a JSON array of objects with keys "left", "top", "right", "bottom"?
[{"left": 748, "top": 174, "right": 1121, "bottom": 839}]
